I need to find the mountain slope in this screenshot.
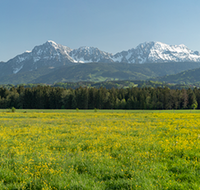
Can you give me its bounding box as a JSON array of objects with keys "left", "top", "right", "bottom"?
[
  {"left": 152, "top": 67, "right": 200, "bottom": 84},
  {"left": 0, "top": 66, "right": 60, "bottom": 85},
  {"left": 28, "top": 62, "right": 200, "bottom": 84},
  {"left": 1, "top": 61, "right": 200, "bottom": 85}
]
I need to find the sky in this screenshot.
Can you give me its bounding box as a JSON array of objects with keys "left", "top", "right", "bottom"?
[{"left": 1, "top": 0, "right": 200, "bottom": 62}]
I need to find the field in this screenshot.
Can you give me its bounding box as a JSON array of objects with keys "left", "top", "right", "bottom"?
[{"left": 0, "top": 110, "right": 199, "bottom": 189}]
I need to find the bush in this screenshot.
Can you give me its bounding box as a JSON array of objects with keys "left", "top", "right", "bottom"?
[
  {"left": 11, "top": 107, "right": 16, "bottom": 112},
  {"left": 191, "top": 103, "right": 198, "bottom": 109}
]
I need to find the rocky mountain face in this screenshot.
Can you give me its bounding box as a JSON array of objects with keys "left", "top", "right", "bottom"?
[
  {"left": 111, "top": 42, "right": 200, "bottom": 63},
  {"left": 0, "top": 41, "right": 74, "bottom": 77},
  {"left": 69, "top": 46, "right": 113, "bottom": 63},
  {"left": 1, "top": 40, "right": 200, "bottom": 77}
]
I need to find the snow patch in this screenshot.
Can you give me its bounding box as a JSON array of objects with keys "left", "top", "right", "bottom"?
[
  {"left": 13, "top": 64, "right": 23, "bottom": 74},
  {"left": 34, "top": 57, "right": 41, "bottom": 62},
  {"left": 72, "top": 56, "right": 94, "bottom": 63},
  {"left": 111, "top": 55, "right": 123, "bottom": 62},
  {"left": 126, "top": 52, "right": 132, "bottom": 60},
  {"left": 17, "top": 56, "right": 26, "bottom": 63}
]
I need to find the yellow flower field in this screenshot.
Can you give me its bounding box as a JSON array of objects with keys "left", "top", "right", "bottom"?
[{"left": 0, "top": 111, "right": 199, "bottom": 189}]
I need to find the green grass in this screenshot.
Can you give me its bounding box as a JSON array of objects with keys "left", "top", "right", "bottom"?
[{"left": 0, "top": 111, "right": 199, "bottom": 189}]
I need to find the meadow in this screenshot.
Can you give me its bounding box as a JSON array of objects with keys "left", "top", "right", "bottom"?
[{"left": 0, "top": 110, "right": 199, "bottom": 189}]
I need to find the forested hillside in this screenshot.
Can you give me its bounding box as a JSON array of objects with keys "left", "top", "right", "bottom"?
[
  {"left": 0, "top": 85, "right": 198, "bottom": 110},
  {"left": 52, "top": 80, "right": 195, "bottom": 90},
  {"left": 1, "top": 62, "right": 200, "bottom": 84},
  {"left": 153, "top": 67, "right": 200, "bottom": 84}
]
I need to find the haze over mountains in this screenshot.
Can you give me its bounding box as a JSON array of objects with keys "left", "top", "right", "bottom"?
[{"left": 1, "top": 40, "right": 200, "bottom": 85}]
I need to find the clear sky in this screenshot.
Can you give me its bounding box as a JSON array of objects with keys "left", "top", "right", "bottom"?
[{"left": 1, "top": 0, "right": 200, "bottom": 61}]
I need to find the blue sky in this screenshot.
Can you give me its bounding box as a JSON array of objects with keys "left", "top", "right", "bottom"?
[{"left": 1, "top": 0, "right": 200, "bottom": 61}]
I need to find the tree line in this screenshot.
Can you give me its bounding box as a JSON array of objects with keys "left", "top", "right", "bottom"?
[{"left": 0, "top": 85, "right": 199, "bottom": 109}]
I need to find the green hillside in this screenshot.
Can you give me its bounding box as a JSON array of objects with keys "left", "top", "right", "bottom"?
[
  {"left": 30, "top": 62, "right": 200, "bottom": 84},
  {"left": 153, "top": 67, "right": 200, "bottom": 84},
  {"left": 0, "top": 62, "right": 200, "bottom": 85},
  {"left": 0, "top": 66, "right": 60, "bottom": 85}
]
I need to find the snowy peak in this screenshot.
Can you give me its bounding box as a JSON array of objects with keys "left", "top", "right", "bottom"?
[
  {"left": 46, "top": 40, "right": 58, "bottom": 48},
  {"left": 5, "top": 41, "right": 74, "bottom": 74},
  {"left": 32, "top": 40, "right": 72, "bottom": 57},
  {"left": 146, "top": 41, "right": 200, "bottom": 63},
  {"left": 70, "top": 46, "right": 112, "bottom": 63},
  {"left": 111, "top": 41, "right": 200, "bottom": 64}
]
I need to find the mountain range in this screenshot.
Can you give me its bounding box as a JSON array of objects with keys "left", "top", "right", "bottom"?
[{"left": 1, "top": 40, "right": 200, "bottom": 84}]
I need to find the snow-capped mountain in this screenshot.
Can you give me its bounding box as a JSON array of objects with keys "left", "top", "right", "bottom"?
[
  {"left": 111, "top": 42, "right": 200, "bottom": 63},
  {"left": 2, "top": 41, "right": 74, "bottom": 76},
  {"left": 70, "top": 46, "right": 112, "bottom": 63},
  {"left": 1, "top": 40, "right": 200, "bottom": 76}
]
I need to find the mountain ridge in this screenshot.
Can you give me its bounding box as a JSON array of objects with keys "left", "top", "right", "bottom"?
[{"left": 1, "top": 40, "right": 200, "bottom": 77}]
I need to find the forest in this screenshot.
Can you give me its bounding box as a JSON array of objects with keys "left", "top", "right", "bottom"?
[{"left": 0, "top": 85, "right": 198, "bottom": 110}]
